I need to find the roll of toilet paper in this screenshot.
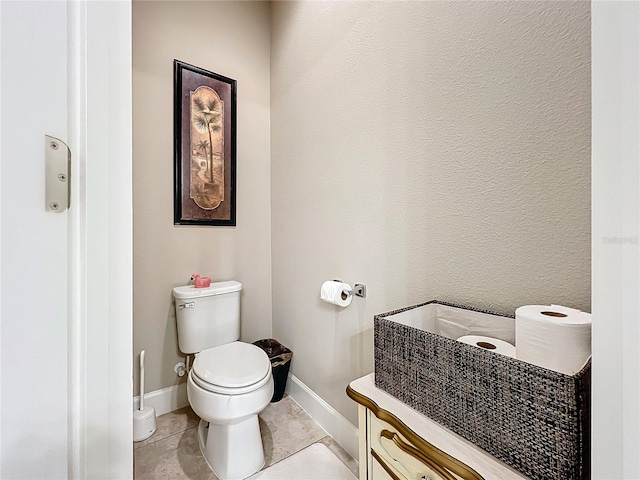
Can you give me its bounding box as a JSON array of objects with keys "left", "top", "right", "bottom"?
[
  {"left": 320, "top": 281, "right": 352, "bottom": 307},
  {"left": 515, "top": 304, "right": 591, "bottom": 375},
  {"left": 457, "top": 335, "right": 516, "bottom": 358}
]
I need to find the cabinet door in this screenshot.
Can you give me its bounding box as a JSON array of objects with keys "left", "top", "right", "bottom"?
[{"left": 372, "top": 446, "right": 449, "bottom": 480}]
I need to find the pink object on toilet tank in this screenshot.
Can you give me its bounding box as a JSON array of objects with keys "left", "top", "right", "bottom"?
[{"left": 192, "top": 273, "right": 212, "bottom": 288}]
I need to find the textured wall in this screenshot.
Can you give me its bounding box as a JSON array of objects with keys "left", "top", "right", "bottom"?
[
  {"left": 133, "top": 1, "right": 272, "bottom": 395},
  {"left": 270, "top": 1, "right": 590, "bottom": 425}
]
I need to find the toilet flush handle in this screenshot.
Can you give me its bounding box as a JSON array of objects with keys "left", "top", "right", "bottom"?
[{"left": 178, "top": 302, "right": 195, "bottom": 309}]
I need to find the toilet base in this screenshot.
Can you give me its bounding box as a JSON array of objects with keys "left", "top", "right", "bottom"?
[{"left": 197, "top": 417, "right": 265, "bottom": 480}]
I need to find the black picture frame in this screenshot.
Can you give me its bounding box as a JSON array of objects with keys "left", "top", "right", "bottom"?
[{"left": 173, "top": 60, "right": 237, "bottom": 226}]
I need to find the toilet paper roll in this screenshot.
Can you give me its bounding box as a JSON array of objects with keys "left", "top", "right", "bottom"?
[
  {"left": 320, "top": 281, "right": 352, "bottom": 307},
  {"left": 457, "top": 335, "right": 516, "bottom": 358},
  {"left": 515, "top": 304, "right": 591, "bottom": 375}
]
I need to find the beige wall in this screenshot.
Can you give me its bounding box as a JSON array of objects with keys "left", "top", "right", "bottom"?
[
  {"left": 270, "top": 1, "right": 591, "bottom": 425},
  {"left": 133, "top": 1, "right": 272, "bottom": 395}
]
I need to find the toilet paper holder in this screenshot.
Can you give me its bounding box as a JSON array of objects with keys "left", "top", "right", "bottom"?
[
  {"left": 347, "top": 284, "right": 367, "bottom": 298},
  {"left": 334, "top": 280, "right": 366, "bottom": 298}
]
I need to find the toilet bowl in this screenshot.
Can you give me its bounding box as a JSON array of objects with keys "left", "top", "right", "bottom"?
[{"left": 187, "top": 341, "right": 274, "bottom": 480}]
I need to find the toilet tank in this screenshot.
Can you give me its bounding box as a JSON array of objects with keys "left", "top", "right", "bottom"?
[{"left": 173, "top": 280, "right": 242, "bottom": 354}]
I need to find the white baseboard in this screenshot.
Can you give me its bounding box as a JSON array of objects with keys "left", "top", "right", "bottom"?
[
  {"left": 285, "top": 373, "right": 359, "bottom": 462},
  {"left": 133, "top": 383, "right": 188, "bottom": 417}
]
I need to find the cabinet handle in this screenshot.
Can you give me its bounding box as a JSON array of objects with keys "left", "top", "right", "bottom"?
[
  {"left": 380, "top": 429, "right": 457, "bottom": 480},
  {"left": 371, "top": 449, "right": 403, "bottom": 480}
]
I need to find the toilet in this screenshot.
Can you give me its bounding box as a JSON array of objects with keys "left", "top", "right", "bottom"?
[{"left": 173, "top": 280, "right": 274, "bottom": 480}]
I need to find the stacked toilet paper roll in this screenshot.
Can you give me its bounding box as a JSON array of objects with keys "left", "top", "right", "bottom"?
[
  {"left": 457, "top": 335, "right": 515, "bottom": 358},
  {"left": 320, "top": 280, "right": 352, "bottom": 307},
  {"left": 515, "top": 305, "right": 591, "bottom": 375}
]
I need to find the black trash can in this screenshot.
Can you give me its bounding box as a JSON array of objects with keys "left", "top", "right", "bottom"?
[{"left": 252, "top": 338, "right": 292, "bottom": 402}]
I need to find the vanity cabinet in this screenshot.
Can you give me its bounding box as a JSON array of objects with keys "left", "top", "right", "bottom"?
[{"left": 347, "top": 374, "right": 529, "bottom": 480}]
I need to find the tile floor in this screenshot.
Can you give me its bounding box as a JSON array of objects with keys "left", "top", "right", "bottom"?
[{"left": 134, "top": 395, "right": 358, "bottom": 479}]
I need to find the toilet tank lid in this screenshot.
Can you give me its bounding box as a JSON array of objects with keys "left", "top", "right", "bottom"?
[{"left": 173, "top": 280, "right": 242, "bottom": 299}]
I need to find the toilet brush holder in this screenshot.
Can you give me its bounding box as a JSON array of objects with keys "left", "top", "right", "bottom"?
[
  {"left": 133, "top": 406, "right": 157, "bottom": 442},
  {"left": 133, "top": 350, "right": 157, "bottom": 442}
]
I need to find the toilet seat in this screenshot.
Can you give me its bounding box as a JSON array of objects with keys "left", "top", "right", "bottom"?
[{"left": 192, "top": 342, "right": 272, "bottom": 395}]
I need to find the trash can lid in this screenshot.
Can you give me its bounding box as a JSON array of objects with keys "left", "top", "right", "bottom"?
[
  {"left": 193, "top": 342, "right": 271, "bottom": 388},
  {"left": 252, "top": 338, "right": 292, "bottom": 358}
]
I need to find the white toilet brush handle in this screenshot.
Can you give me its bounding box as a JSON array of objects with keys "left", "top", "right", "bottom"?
[{"left": 140, "top": 350, "right": 145, "bottom": 411}]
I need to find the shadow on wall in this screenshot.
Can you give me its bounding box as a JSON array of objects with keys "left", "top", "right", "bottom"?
[
  {"left": 330, "top": 300, "right": 374, "bottom": 392},
  {"left": 164, "top": 294, "right": 185, "bottom": 388},
  {"left": 348, "top": 327, "right": 373, "bottom": 376}
]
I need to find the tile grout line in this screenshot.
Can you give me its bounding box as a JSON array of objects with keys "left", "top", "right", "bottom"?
[
  {"left": 263, "top": 434, "right": 328, "bottom": 470},
  {"left": 134, "top": 424, "right": 199, "bottom": 451},
  {"left": 315, "top": 436, "right": 359, "bottom": 476},
  {"left": 262, "top": 442, "right": 317, "bottom": 471}
]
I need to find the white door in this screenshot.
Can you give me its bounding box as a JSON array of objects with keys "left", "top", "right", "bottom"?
[
  {"left": 0, "top": 1, "right": 132, "bottom": 479},
  {"left": 1, "top": 1, "right": 69, "bottom": 477},
  {"left": 592, "top": 2, "right": 640, "bottom": 478}
]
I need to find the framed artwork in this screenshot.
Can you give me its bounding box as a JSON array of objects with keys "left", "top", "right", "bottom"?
[{"left": 174, "top": 60, "right": 237, "bottom": 226}]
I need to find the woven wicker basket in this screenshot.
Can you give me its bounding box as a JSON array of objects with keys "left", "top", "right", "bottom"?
[{"left": 374, "top": 300, "right": 590, "bottom": 480}]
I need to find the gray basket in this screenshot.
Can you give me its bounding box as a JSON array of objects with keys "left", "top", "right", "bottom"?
[{"left": 374, "top": 300, "right": 590, "bottom": 480}]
